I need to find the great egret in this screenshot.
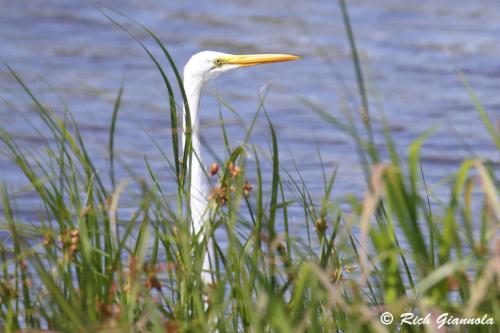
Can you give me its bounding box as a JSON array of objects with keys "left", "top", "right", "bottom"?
[{"left": 182, "top": 51, "right": 300, "bottom": 284}]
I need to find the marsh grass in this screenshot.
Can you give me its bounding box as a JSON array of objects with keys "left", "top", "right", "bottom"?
[{"left": 1, "top": 4, "right": 499, "bottom": 333}]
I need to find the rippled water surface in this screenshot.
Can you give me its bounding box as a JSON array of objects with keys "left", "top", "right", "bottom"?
[{"left": 1, "top": 0, "right": 499, "bottom": 221}]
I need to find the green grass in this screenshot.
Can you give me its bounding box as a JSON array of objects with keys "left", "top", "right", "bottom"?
[{"left": 1, "top": 4, "right": 499, "bottom": 333}]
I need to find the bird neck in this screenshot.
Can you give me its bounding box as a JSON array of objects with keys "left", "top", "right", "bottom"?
[
  {"left": 182, "top": 75, "right": 209, "bottom": 233},
  {"left": 182, "top": 76, "right": 202, "bottom": 147}
]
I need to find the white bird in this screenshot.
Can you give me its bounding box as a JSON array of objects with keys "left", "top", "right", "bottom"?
[{"left": 182, "top": 51, "right": 300, "bottom": 284}]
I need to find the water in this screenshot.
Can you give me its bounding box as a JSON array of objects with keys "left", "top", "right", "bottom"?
[{"left": 1, "top": 0, "right": 498, "bottom": 222}]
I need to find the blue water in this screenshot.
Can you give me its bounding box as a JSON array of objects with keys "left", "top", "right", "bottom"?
[{"left": 1, "top": 0, "right": 498, "bottom": 222}]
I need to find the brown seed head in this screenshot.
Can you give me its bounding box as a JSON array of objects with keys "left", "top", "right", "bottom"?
[
  {"left": 229, "top": 162, "right": 241, "bottom": 179},
  {"left": 209, "top": 185, "right": 228, "bottom": 205},
  {"left": 145, "top": 275, "right": 162, "bottom": 291},
  {"left": 315, "top": 217, "right": 328, "bottom": 233},
  {"left": 243, "top": 181, "right": 253, "bottom": 196},
  {"left": 209, "top": 162, "right": 219, "bottom": 176}
]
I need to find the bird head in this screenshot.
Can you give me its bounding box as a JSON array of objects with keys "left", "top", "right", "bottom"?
[{"left": 183, "top": 51, "right": 300, "bottom": 85}]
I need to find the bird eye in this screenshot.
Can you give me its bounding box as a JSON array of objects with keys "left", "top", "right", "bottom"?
[{"left": 215, "top": 58, "right": 222, "bottom": 66}]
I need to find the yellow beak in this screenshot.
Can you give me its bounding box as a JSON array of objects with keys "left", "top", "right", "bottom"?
[{"left": 225, "top": 54, "right": 301, "bottom": 67}]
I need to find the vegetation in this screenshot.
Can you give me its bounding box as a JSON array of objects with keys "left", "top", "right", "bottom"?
[{"left": 0, "top": 3, "right": 499, "bottom": 333}]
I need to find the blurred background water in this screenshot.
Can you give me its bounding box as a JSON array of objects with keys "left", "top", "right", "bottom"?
[{"left": 1, "top": 0, "right": 499, "bottom": 222}]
